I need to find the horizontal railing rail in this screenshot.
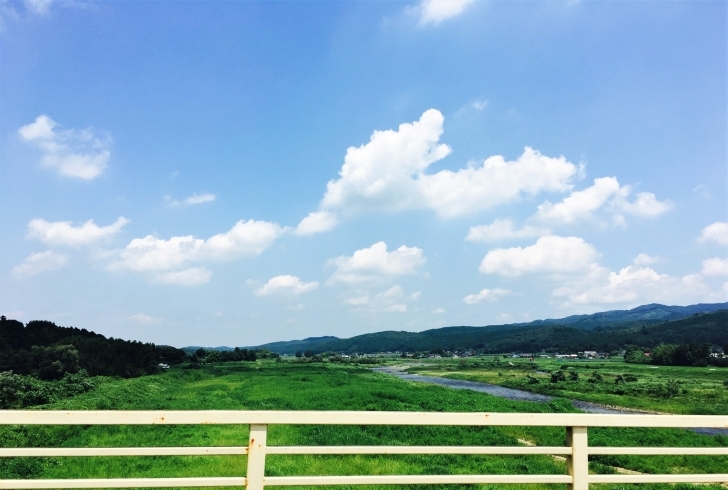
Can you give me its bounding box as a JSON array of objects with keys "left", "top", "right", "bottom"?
[{"left": 0, "top": 410, "right": 726, "bottom": 489}]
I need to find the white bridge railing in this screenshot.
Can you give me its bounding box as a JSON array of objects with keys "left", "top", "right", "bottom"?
[{"left": 1, "top": 411, "right": 727, "bottom": 489}]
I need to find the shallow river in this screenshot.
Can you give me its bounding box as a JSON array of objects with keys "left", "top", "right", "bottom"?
[{"left": 372, "top": 366, "right": 728, "bottom": 436}]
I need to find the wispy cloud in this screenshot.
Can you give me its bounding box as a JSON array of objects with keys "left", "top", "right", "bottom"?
[
  {"left": 18, "top": 115, "right": 111, "bottom": 180},
  {"left": 129, "top": 313, "right": 164, "bottom": 325},
  {"left": 165, "top": 193, "right": 216, "bottom": 207},
  {"left": 467, "top": 219, "right": 549, "bottom": 243},
  {"left": 295, "top": 211, "right": 338, "bottom": 236},
  {"left": 24, "top": 0, "right": 53, "bottom": 15},
  {"left": 412, "top": 0, "right": 475, "bottom": 26},
  {"left": 152, "top": 267, "right": 212, "bottom": 286},
  {"left": 13, "top": 250, "right": 67, "bottom": 278}
]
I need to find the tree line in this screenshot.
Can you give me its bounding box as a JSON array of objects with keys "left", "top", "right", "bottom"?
[
  {"left": 189, "top": 347, "right": 278, "bottom": 365},
  {"left": 624, "top": 342, "right": 728, "bottom": 367},
  {"left": 0, "top": 317, "right": 187, "bottom": 380}
]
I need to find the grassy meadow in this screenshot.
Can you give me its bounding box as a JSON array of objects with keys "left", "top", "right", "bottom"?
[
  {"left": 1, "top": 360, "right": 727, "bottom": 490},
  {"left": 404, "top": 357, "right": 728, "bottom": 415}
]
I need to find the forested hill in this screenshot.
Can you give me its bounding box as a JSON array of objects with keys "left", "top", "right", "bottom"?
[
  {"left": 0, "top": 317, "right": 187, "bottom": 379},
  {"left": 252, "top": 303, "right": 728, "bottom": 355},
  {"left": 524, "top": 302, "right": 728, "bottom": 329}
]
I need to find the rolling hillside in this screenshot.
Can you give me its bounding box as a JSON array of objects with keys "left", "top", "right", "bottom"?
[{"left": 250, "top": 303, "right": 728, "bottom": 355}]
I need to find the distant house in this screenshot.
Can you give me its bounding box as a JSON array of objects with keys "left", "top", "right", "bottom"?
[{"left": 583, "top": 351, "right": 597, "bottom": 358}]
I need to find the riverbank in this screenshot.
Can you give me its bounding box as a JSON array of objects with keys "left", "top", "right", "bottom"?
[
  {"left": 373, "top": 365, "right": 728, "bottom": 436},
  {"left": 401, "top": 357, "right": 728, "bottom": 415}
]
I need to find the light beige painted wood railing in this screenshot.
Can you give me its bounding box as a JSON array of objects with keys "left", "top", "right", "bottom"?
[{"left": 1, "top": 411, "right": 727, "bottom": 489}]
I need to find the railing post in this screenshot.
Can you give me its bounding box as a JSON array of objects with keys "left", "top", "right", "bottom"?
[
  {"left": 567, "top": 426, "right": 588, "bottom": 490},
  {"left": 246, "top": 424, "right": 267, "bottom": 490}
]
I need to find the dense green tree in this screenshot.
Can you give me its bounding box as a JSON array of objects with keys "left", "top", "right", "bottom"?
[
  {"left": 0, "top": 317, "right": 187, "bottom": 379},
  {"left": 651, "top": 343, "right": 710, "bottom": 366}
]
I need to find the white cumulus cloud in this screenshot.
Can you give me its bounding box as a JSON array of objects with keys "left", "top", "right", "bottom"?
[
  {"left": 702, "top": 258, "right": 728, "bottom": 277},
  {"left": 18, "top": 115, "right": 111, "bottom": 180},
  {"left": 534, "top": 177, "right": 621, "bottom": 224},
  {"left": 256, "top": 275, "right": 319, "bottom": 296},
  {"left": 463, "top": 288, "right": 511, "bottom": 304},
  {"left": 153, "top": 267, "right": 212, "bottom": 286},
  {"left": 612, "top": 190, "right": 674, "bottom": 217},
  {"left": 13, "top": 250, "right": 67, "bottom": 278},
  {"left": 417, "top": 147, "right": 578, "bottom": 218},
  {"left": 416, "top": 0, "right": 475, "bottom": 25},
  {"left": 533, "top": 177, "right": 672, "bottom": 225},
  {"left": 327, "top": 241, "right": 426, "bottom": 284},
  {"left": 112, "top": 219, "right": 287, "bottom": 273},
  {"left": 27, "top": 217, "right": 129, "bottom": 247},
  {"left": 320, "top": 110, "right": 580, "bottom": 218},
  {"left": 466, "top": 219, "right": 550, "bottom": 243},
  {"left": 553, "top": 265, "right": 723, "bottom": 307},
  {"left": 699, "top": 222, "right": 728, "bottom": 245},
  {"left": 480, "top": 235, "right": 600, "bottom": 277},
  {"left": 295, "top": 211, "right": 338, "bottom": 236}
]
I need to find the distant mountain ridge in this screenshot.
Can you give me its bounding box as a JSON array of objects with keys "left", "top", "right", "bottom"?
[
  {"left": 524, "top": 303, "right": 728, "bottom": 329},
  {"left": 249, "top": 302, "right": 728, "bottom": 355},
  {"left": 181, "top": 346, "right": 236, "bottom": 354},
  {"left": 182, "top": 337, "right": 338, "bottom": 354}
]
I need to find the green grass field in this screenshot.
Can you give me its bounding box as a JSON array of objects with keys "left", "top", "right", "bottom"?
[
  {"left": 1, "top": 361, "right": 727, "bottom": 490},
  {"left": 404, "top": 357, "right": 728, "bottom": 415}
]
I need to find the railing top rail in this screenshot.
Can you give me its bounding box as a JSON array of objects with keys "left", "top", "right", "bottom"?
[{"left": 1, "top": 410, "right": 726, "bottom": 428}]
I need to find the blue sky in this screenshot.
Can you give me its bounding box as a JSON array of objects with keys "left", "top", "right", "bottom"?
[{"left": 1, "top": 0, "right": 726, "bottom": 347}]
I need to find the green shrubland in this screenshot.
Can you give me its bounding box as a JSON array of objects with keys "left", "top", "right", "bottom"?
[{"left": 1, "top": 361, "right": 726, "bottom": 490}]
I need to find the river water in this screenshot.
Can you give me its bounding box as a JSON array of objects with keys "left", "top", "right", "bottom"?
[{"left": 372, "top": 366, "right": 728, "bottom": 436}]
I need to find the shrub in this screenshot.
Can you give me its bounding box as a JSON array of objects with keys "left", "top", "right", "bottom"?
[
  {"left": 664, "top": 379, "right": 681, "bottom": 397},
  {"left": 568, "top": 371, "right": 579, "bottom": 381},
  {"left": 550, "top": 371, "right": 566, "bottom": 383},
  {"left": 0, "top": 370, "right": 94, "bottom": 409},
  {"left": 587, "top": 372, "right": 604, "bottom": 383}
]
